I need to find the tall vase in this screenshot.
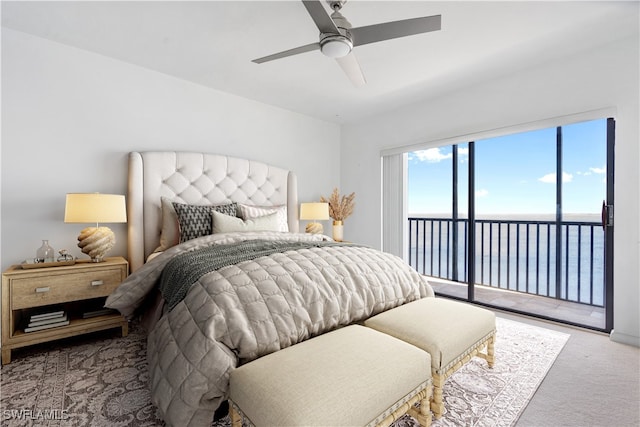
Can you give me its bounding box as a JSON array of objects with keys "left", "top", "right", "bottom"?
[
  {"left": 36, "top": 240, "right": 55, "bottom": 263},
  {"left": 332, "top": 220, "right": 344, "bottom": 242}
]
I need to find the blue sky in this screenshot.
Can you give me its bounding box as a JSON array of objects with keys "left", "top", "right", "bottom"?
[{"left": 408, "top": 119, "right": 607, "bottom": 216}]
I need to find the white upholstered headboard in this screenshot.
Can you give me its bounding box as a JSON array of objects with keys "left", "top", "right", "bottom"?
[{"left": 127, "top": 151, "right": 299, "bottom": 272}]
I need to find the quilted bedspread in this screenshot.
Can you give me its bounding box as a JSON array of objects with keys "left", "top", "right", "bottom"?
[{"left": 106, "top": 231, "right": 434, "bottom": 426}]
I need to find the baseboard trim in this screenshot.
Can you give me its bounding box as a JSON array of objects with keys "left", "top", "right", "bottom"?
[{"left": 610, "top": 329, "right": 640, "bottom": 347}]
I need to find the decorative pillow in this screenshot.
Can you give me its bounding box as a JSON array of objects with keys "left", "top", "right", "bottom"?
[
  {"left": 172, "top": 201, "right": 238, "bottom": 243},
  {"left": 159, "top": 197, "right": 181, "bottom": 251},
  {"left": 211, "top": 210, "right": 280, "bottom": 234},
  {"left": 238, "top": 203, "right": 289, "bottom": 232}
]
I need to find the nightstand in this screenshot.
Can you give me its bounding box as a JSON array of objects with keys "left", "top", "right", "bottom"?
[{"left": 1, "top": 256, "right": 129, "bottom": 365}]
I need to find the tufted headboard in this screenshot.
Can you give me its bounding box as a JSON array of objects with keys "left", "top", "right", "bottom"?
[{"left": 127, "top": 151, "right": 299, "bottom": 272}]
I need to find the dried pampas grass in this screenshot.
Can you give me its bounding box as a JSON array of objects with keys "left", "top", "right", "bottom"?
[{"left": 320, "top": 188, "right": 355, "bottom": 222}]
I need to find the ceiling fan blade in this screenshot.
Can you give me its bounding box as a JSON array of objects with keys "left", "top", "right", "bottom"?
[
  {"left": 302, "top": 0, "right": 339, "bottom": 34},
  {"left": 336, "top": 53, "right": 366, "bottom": 87},
  {"left": 252, "top": 42, "right": 320, "bottom": 64},
  {"left": 351, "top": 15, "right": 441, "bottom": 47}
]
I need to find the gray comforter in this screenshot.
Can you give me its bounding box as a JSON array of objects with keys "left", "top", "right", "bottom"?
[{"left": 106, "top": 231, "right": 434, "bottom": 426}]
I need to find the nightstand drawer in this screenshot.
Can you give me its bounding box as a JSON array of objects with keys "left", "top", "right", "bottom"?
[{"left": 11, "top": 269, "right": 122, "bottom": 309}]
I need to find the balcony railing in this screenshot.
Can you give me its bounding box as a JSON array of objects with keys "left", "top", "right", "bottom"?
[{"left": 408, "top": 217, "right": 605, "bottom": 307}]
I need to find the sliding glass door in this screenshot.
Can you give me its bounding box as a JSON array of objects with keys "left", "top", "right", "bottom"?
[
  {"left": 407, "top": 118, "right": 614, "bottom": 331},
  {"left": 474, "top": 128, "right": 556, "bottom": 297}
]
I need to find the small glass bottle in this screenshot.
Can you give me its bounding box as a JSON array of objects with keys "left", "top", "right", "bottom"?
[{"left": 36, "top": 240, "right": 55, "bottom": 263}]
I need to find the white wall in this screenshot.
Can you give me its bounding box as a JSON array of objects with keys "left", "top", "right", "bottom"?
[
  {"left": 1, "top": 28, "right": 341, "bottom": 271},
  {"left": 341, "top": 36, "right": 640, "bottom": 346}
]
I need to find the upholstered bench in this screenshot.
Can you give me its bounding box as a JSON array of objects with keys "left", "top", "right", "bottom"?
[
  {"left": 364, "top": 298, "right": 496, "bottom": 419},
  {"left": 228, "top": 325, "right": 433, "bottom": 427}
]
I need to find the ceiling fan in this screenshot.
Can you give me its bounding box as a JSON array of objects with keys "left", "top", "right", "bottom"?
[{"left": 252, "top": 0, "right": 441, "bottom": 87}]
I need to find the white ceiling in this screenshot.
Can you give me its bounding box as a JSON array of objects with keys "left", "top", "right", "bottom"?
[{"left": 2, "top": 1, "right": 638, "bottom": 124}]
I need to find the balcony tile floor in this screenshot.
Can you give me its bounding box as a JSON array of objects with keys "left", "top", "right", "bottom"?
[{"left": 427, "top": 277, "right": 606, "bottom": 330}]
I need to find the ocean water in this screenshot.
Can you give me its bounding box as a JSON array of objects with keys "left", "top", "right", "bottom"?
[{"left": 408, "top": 213, "right": 605, "bottom": 306}]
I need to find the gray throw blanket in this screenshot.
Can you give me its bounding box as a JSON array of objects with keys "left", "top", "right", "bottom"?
[{"left": 160, "top": 240, "right": 354, "bottom": 310}]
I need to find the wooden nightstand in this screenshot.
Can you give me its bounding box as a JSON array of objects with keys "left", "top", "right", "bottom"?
[{"left": 1, "top": 256, "right": 129, "bottom": 365}]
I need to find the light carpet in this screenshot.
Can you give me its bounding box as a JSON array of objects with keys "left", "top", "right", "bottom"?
[{"left": 0, "top": 317, "right": 568, "bottom": 426}]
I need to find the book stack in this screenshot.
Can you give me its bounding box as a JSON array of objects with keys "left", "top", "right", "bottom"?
[
  {"left": 24, "top": 310, "right": 69, "bottom": 333},
  {"left": 82, "top": 308, "right": 117, "bottom": 319}
]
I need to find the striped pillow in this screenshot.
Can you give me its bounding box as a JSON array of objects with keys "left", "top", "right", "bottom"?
[{"left": 238, "top": 203, "right": 288, "bottom": 232}]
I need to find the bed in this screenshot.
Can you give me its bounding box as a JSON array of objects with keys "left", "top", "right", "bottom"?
[{"left": 106, "top": 151, "right": 435, "bottom": 426}]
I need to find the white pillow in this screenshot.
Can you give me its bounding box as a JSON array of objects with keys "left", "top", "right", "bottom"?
[
  {"left": 238, "top": 203, "right": 289, "bottom": 232},
  {"left": 212, "top": 210, "right": 281, "bottom": 234},
  {"left": 159, "top": 197, "right": 180, "bottom": 251}
]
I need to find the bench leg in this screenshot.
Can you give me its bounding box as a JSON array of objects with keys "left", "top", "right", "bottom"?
[
  {"left": 430, "top": 374, "right": 445, "bottom": 419},
  {"left": 486, "top": 334, "right": 495, "bottom": 368},
  {"left": 476, "top": 334, "right": 496, "bottom": 368},
  {"left": 229, "top": 403, "right": 242, "bottom": 427},
  {"left": 415, "top": 384, "right": 433, "bottom": 427},
  {"left": 404, "top": 386, "right": 432, "bottom": 427}
]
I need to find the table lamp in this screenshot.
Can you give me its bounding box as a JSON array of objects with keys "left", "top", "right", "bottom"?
[
  {"left": 300, "top": 202, "right": 330, "bottom": 234},
  {"left": 64, "top": 193, "right": 127, "bottom": 262}
]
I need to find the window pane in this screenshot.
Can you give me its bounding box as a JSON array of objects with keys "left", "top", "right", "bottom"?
[
  {"left": 562, "top": 119, "right": 607, "bottom": 218},
  {"left": 561, "top": 119, "right": 607, "bottom": 307},
  {"left": 475, "top": 128, "right": 556, "bottom": 217},
  {"left": 408, "top": 148, "right": 456, "bottom": 294},
  {"left": 408, "top": 147, "right": 453, "bottom": 216}
]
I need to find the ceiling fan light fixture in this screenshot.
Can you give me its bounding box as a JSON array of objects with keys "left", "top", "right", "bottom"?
[{"left": 320, "top": 34, "right": 353, "bottom": 58}]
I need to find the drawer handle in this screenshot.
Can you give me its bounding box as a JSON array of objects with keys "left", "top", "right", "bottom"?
[
  {"left": 35, "top": 287, "right": 50, "bottom": 293},
  {"left": 91, "top": 280, "right": 104, "bottom": 286}
]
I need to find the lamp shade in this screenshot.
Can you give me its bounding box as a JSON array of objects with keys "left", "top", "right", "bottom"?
[
  {"left": 64, "top": 193, "right": 127, "bottom": 224},
  {"left": 300, "top": 202, "right": 330, "bottom": 221}
]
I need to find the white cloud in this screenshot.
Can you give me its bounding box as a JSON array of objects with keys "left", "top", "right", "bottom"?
[
  {"left": 475, "top": 189, "right": 489, "bottom": 197},
  {"left": 458, "top": 147, "right": 469, "bottom": 156},
  {"left": 576, "top": 166, "right": 605, "bottom": 176},
  {"left": 538, "top": 173, "right": 555, "bottom": 183},
  {"left": 538, "top": 172, "right": 573, "bottom": 183},
  {"left": 412, "top": 148, "right": 452, "bottom": 163}
]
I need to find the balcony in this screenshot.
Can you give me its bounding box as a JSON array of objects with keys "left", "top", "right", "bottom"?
[{"left": 408, "top": 216, "right": 606, "bottom": 329}]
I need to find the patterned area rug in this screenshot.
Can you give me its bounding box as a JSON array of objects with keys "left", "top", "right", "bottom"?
[{"left": 0, "top": 317, "right": 568, "bottom": 426}]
